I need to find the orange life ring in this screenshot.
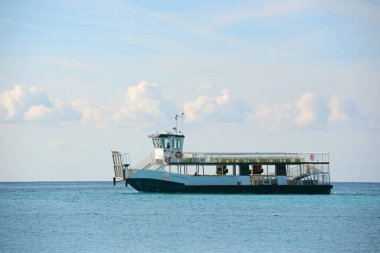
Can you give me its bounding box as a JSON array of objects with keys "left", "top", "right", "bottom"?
[{"left": 175, "top": 151, "right": 182, "bottom": 158}]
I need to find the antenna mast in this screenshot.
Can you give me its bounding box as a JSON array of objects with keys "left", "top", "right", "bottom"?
[
  {"left": 174, "top": 114, "right": 178, "bottom": 134},
  {"left": 174, "top": 113, "right": 185, "bottom": 135},
  {"left": 179, "top": 112, "right": 184, "bottom": 135}
]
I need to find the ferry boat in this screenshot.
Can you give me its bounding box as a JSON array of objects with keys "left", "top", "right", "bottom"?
[{"left": 111, "top": 114, "right": 333, "bottom": 194}]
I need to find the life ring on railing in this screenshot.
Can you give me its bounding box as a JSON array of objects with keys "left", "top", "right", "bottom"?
[
  {"left": 175, "top": 151, "right": 182, "bottom": 158},
  {"left": 310, "top": 153, "right": 314, "bottom": 161}
]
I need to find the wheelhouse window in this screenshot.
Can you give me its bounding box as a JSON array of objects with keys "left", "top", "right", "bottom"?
[
  {"left": 152, "top": 138, "right": 163, "bottom": 148},
  {"left": 153, "top": 137, "right": 182, "bottom": 149},
  {"left": 152, "top": 139, "right": 157, "bottom": 148},
  {"left": 175, "top": 139, "right": 182, "bottom": 149},
  {"left": 164, "top": 138, "right": 170, "bottom": 149}
]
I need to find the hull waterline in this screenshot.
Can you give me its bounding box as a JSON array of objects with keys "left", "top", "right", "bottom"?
[{"left": 126, "top": 178, "right": 333, "bottom": 194}]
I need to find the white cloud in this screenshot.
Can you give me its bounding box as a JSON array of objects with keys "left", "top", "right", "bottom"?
[
  {"left": 251, "top": 102, "right": 295, "bottom": 130},
  {"left": 0, "top": 83, "right": 176, "bottom": 127},
  {"left": 71, "top": 99, "right": 110, "bottom": 127},
  {"left": 253, "top": 92, "right": 373, "bottom": 131},
  {"left": 0, "top": 84, "right": 373, "bottom": 131},
  {"left": 183, "top": 89, "right": 249, "bottom": 123},
  {"left": 251, "top": 92, "right": 334, "bottom": 130},
  {"left": 0, "top": 85, "right": 80, "bottom": 124},
  {"left": 328, "top": 95, "right": 358, "bottom": 123},
  {"left": 113, "top": 81, "right": 176, "bottom": 125},
  {"left": 24, "top": 105, "right": 52, "bottom": 121},
  {"left": 0, "top": 85, "right": 51, "bottom": 120},
  {"left": 71, "top": 99, "right": 108, "bottom": 127},
  {"left": 295, "top": 92, "right": 328, "bottom": 126}
]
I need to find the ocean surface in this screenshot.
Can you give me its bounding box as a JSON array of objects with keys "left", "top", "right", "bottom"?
[{"left": 0, "top": 182, "right": 379, "bottom": 253}]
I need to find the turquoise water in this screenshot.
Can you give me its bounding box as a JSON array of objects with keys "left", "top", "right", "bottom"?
[{"left": 0, "top": 182, "right": 379, "bottom": 253}]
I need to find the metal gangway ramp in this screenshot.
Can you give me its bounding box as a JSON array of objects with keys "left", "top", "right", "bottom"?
[{"left": 111, "top": 151, "right": 130, "bottom": 185}]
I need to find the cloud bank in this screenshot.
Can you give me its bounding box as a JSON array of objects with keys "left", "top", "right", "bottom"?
[
  {"left": 0, "top": 85, "right": 80, "bottom": 124},
  {"left": 0, "top": 82, "right": 372, "bottom": 130},
  {"left": 328, "top": 95, "right": 359, "bottom": 123},
  {"left": 251, "top": 92, "right": 365, "bottom": 130},
  {"left": 113, "top": 81, "right": 176, "bottom": 125},
  {"left": 183, "top": 89, "right": 250, "bottom": 123},
  {"left": 295, "top": 92, "right": 328, "bottom": 126}
]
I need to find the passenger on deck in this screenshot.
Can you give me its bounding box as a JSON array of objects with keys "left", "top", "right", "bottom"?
[{"left": 194, "top": 172, "right": 198, "bottom": 176}]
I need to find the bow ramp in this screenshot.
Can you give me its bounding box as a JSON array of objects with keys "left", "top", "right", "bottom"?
[{"left": 111, "top": 151, "right": 130, "bottom": 186}]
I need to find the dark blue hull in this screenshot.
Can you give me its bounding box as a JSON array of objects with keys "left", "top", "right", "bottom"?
[{"left": 126, "top": 178, "right": 333, "bottom": 194}]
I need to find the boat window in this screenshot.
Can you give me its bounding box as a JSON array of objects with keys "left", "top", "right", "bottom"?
[
  {"left": 164, "top": 138, "right": 170, "bottom": 149},
  {"left": 171, "top": 139, "right": 175, "bottom": 149},
  {"left": 153, "top": 138, "right": 160, "bottom": 148},
  {"left": 176, "top": 139, "right": 182, "bottom": 149},
  {"left": 152, "top": 139, "right": 157, "bottom": 148},
  {"left": 158, "top": 139, "right": 164, "bottom": 148}
]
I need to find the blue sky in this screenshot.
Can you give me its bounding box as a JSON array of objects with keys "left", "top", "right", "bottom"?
[{"left": 0, "top": 0, "right": 379, "bottom": 182}]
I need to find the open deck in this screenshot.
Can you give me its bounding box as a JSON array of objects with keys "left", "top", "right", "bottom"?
[
  {"left": 176, "top": 152, "right": 329, "bottom": 165},
  {"left": 123, "top": 151, "right": 331, "bottom": 186}
]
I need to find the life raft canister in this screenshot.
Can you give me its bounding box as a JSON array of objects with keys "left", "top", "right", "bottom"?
[
  {"left": 310, "top": 153, "right": 315, "bottom": 161},
  {"left": 175, "top": 151, "right": 182, "bottom": 158}
]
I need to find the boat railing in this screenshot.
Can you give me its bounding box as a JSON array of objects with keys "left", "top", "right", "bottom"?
[
  {"left": 131, "top": 152, "right": 155, "bottom": 170},
  {"left": 180, "top": 152, "right": 329, "bottom": 164},
  {"left": 250, "top": 175, "right": 277, "bottom": 185},
  {"left": 287, "top": 164, "right": 330, "bottom": 185}
]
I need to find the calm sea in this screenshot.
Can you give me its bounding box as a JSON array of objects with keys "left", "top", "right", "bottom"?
[{"left": 0, "top": 182, "right": 379, "bottom": 253}]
